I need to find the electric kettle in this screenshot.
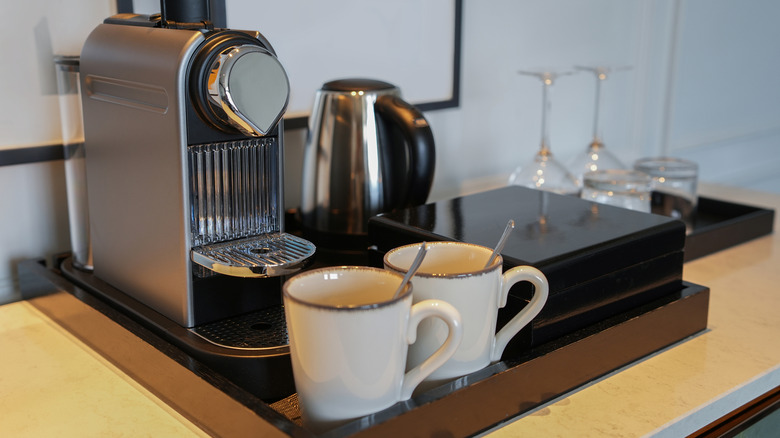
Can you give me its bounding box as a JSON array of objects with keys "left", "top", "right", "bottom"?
[{"left": 300, "top": 78, "right": 436, "bottom": 248}]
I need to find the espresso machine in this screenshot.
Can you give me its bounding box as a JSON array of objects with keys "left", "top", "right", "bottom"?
[{"left": 75, "top": 1, "right": 315, "bottom": 400}]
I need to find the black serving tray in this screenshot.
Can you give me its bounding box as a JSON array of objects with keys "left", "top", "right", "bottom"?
[
  {"left": 18, "top": 258, "right": 709, "bottom": 437},
  {"left": 274, "top": 282, "right": 710, "bottom": 437},
  {"left": 685, "top": 196, "right": 775, "bottom": 262}
]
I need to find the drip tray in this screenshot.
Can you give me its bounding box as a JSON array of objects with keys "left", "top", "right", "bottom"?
[
  {"left": 191, "top": 232, "right": 316, "bottom": 277},
  {"left": 190, "top": 306, "right": 288, "bottom": 349}
]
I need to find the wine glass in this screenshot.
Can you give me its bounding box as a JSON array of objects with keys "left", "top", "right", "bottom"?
[
  {"left": 567, "top": 66, "right": 630, "bottom": 185},
  {"left": 508, "top": 70, "right": 579, "bottom": 196}
]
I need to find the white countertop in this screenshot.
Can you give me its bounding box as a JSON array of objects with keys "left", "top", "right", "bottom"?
[
  {"left": 1, "top": 183, "right": 778, "bottom": 437},
  {"left": 0, "top": 298, "right": 208, "bottom": 437}
]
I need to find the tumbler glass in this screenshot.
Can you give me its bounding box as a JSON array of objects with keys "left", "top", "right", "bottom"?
[
  {"left": 634, "top": 157, "right": 698, "bottom": 233},
  {"left": 580, "top": 169, "right": 652, "bottom": 212},
  {"left": 55, "top": 55, "right": 92, "bottom": 271}
]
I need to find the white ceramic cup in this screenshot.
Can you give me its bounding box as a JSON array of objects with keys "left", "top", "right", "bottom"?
[
  {"left": 384, "top": 241, "right": 548, "bottom": 388},
  {"left": 283, "top": 266, "right": 463, "bottom": 432}
]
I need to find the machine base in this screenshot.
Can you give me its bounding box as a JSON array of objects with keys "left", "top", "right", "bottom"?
[{"left": 59, "top": 258, "right": 295, "bottom": 402}]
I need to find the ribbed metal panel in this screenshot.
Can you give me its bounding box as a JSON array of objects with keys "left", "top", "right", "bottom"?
[{"left": 188, "top": 138, "right": 280, "bottom": 247}]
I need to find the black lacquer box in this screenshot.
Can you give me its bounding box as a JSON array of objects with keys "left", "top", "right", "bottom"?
[{"left": 368, "top": 186, "right": 687, "bottom": 356}]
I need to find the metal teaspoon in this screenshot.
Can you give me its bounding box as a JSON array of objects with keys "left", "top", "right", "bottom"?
[
  {"left": 484, "top": 220, "right": 515, "bottom": 268},
  {"left": 393, "top": 242, "right": 427, "bottom": 299}
]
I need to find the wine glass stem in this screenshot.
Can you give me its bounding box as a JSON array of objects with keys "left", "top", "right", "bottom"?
[
  {"left": 592, "top": 75, "right": 602, "bottom": 142},
  {"left": 540, "top": 78, "right": 552, "bottom": 153}
]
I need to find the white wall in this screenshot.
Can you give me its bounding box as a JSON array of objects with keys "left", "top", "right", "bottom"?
[
  {"left": 665, "top": 0, "right": 780, "bottom": 192},
  {"left": 2, "top": 0, "right": 779, "bottom": 303}
]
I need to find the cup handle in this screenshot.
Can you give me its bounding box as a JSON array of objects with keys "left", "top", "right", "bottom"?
[
  {"left": 400, "top": 299, "right": 463, "bottom": 400},
  {"left": 491, "top": 266, "right": 549, "bottom": 362}
]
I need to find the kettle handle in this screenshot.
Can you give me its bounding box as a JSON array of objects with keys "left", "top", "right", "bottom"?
[{"left": 375, "top": 95, "right": 436, "bottom": 207}]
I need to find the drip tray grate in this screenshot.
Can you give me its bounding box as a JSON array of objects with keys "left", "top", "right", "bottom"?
[
  {"left": 190, "top": 305, "right": 289, "bottom": 349},
  {"left": 192, "top": 232, "right": 315, "bottom": 278}
]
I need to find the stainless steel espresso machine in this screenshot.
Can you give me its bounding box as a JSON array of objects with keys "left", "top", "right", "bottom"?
[{"left": 73, "top": 1, "right": 315, "bottom": 401}]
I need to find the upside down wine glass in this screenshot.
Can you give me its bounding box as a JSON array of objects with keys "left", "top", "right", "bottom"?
[
  {"left": 567, "top": 66, "right": 629, "bottom": 184},
  {"left": 508, "top": 71, "right": 579, "bottom": 195}
]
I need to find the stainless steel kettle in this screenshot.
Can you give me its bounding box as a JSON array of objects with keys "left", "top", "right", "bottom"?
[{"left": 300, "top": 78, "right": 435, "bottom": 247}]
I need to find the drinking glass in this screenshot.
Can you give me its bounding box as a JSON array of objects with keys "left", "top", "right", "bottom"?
[
  {"left": 567, "top": 66, "right": 630, "bottom": 185},
  {"left": 580, "top": 169, "right": 652, "bottom": 212},
  {"left": 634, "top": 157, "right": 698, "bottom": 232},
  {"left": 55, "top": 55, "right": 93, "bottom": 271},
  {"left": 508, "top": 71, "right": 579, "bottom": 195}
]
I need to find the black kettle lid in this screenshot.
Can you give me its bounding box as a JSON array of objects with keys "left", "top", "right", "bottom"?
[{"left": 322, "top": 78, "right": 396, "bottom": 92}]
